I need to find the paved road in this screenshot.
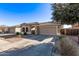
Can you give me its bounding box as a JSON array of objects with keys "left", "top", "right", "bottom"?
[{"left": 0, "top": 43, "right": 56, "bottom": 56}]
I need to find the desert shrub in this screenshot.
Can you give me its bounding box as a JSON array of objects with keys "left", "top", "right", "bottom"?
[
  {"left": 53, "top": 36, "right": 64, "bottom": 55},
  {"left": 60, "top": 37, "right": 77, "bottom": 56}
]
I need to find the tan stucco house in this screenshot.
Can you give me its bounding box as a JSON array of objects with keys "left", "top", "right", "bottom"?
[
  {"left": 0, "top": 22, "right": 61, "bottom": 35},
  {"left": 15, "top": 22, "right": 61, "bottom": 35}
]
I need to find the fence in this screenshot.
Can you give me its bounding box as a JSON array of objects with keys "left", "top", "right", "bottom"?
[{"left": 60, "top": 29, "right": 79, "bottom": 36}]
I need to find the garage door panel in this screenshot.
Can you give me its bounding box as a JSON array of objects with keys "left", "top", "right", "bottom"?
[{"left": 39, "top": 25, "right": 57, "bottom": 35}]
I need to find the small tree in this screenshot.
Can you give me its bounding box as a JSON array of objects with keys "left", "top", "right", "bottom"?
[
  {"left": 51, "top": 3, "right": 79, "bottom": 24},
  {"left": 51, "top": 3, "right": 79, "bottom": 44}
]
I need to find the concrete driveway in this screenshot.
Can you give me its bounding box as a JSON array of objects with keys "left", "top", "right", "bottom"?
[{"left": 0, "top": 35, "right": 58, "bottom": 56}]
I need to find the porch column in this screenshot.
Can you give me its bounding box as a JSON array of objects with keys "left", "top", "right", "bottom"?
[
  {"left": 28, "top": 26, "right": 31, "bottom": 34},
  {"left": 35, "top": 26, "right": 38, "bottom": 35},
  {"left": 56, "top": 26, "right": 60, "bottom": 35}
]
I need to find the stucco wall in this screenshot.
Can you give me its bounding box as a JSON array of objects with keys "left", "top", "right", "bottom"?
[
  {"left": 39, "top": 25, "right": 57, "bottom": 35},
  {"left": 15, "top": 28, "right": 21, "bottom": 33}
]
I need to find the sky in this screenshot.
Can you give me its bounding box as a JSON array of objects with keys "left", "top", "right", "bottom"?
[{"left": 0, "top": 3, "right": 52, "bottom": 26}]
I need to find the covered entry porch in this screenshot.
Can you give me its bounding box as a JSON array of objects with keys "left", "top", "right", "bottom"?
[{"left": 21, "top": 25, "right": 39, "bottom": 35}]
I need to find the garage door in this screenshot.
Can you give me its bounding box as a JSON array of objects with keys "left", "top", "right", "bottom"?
[{"left": 39, "top": 25, "right": 57, "bottom": 35}]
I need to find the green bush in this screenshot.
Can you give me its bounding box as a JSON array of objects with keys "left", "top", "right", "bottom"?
[{"left": 16, "top": 32, "right": 21, "bottom": 35}]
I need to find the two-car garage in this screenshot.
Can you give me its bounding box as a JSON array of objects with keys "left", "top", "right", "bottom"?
[{"left": 38, "top": 23, "right": 60, "bottom": 35}]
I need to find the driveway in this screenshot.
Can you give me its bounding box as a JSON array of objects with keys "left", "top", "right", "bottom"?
[
  {"left": 22, "top": 35, "right": 54, "bottom": 41},
  {"left": 0, "top": 35, "right": 59, "bottom": 56}
]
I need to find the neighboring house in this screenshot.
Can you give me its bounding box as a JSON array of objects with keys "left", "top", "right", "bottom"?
[
  {"left": 0, "top": 26, "right": 9, "bottom": 33},
  {"left": 0, "top": 26, "right": 15, "bottom": 34},
  {"left": 8, "top": 26, "right": 16, "bottom": 33},
  {"left": 72, "top": 23, "right": 79, "bottom": 29},
  {"left": 60, "top": 23, "right": 79, "bottom": 35},
  {"left": 0, "top": 27, "right": 3, "bottom": 33}
]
